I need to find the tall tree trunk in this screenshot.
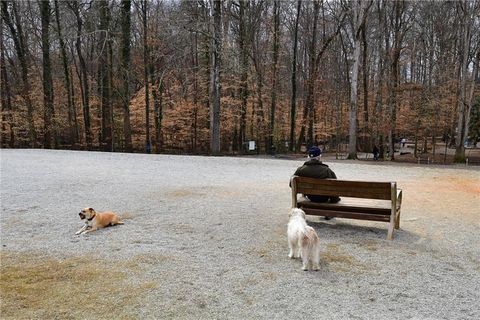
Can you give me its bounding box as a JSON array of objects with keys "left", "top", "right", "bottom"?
[
  {"left": 69, "top": 64, "right": 79, "bottom": 144},
  {"left": 108, "top": 28, "right": 114, "bottom": 148},
  {"left": 348, "top": 0, "right": 370, "bottom": 159},
  {"left": 192, "top": 31, "right": 199, "bottom": 153},
  {"left": 238, "top": 0, "right": 248, "bottom": 153},
  {"left": 152, "top": 76, "right": 163, "bottom": 154},
  {"left": 387, "top": 0, "right": 407, "bottom": 161},
  {"left": 1, "top": 14, "right": 14, "bottom": 147},
  {"left": 305, "top": 0, "right": 319, "bottom": 148},
  {"left": 98, "top": 0, "right": 112, "bottom": 151},
  {"left": 149, "top": 8, "right": 162, "bottom": 155},
  {"left": 298, "top": 3, "right": 345, "bottom": 150},
  {"left": 362, "top": 21, "right": 369, "bottom": 131},
  {"left": 142, "top": 0, "right": 151, "bottom": 153},
  {"left": 463, "top": 50, "right": 480, "bottom": 145},
  {"left": 54, "top": 0, "right": 77, "bottom": 145},
  {"left": 454, "top": 1, "right": 473, "bottom": 162},
  {"left": 289, "top": 0, "right": 301, "bottom": 152},
  {"left": 120, "top": 0, "right": 132, "bottom": 152},
  {"left": 209, "top": 0, "right": 222, "bottom": 154},
  {"left": 348, "top": 2, "right": 361, "bottom": 158},
  {"left": 269, "top": 0, "right": 280, "bottom": 154},
  {"left": 251, "top": 49, "right": 264, "bottom": 152},
  {"left": 373, "top": 0, "right": 385, "bottom": 150},
  {"left": 388, "top": 55, "right": 399, "bottom": 161},
  {"left": 40, "top": 0, "right": 55, "bottom": 149},
  {"left": 70, "top": 1, "right": 92, "bottom": 147},
  {"left": 2, "top": 1, "right": 36, "bottom": 146}
]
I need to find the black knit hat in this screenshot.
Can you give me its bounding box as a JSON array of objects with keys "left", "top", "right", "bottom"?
[{"left": 308, "top": 146, "right": 322, "bottom": 158}]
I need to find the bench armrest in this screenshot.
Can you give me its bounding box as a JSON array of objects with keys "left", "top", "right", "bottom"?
[{"left": 396, "top": 189, "right": 403, "bottom": 209}]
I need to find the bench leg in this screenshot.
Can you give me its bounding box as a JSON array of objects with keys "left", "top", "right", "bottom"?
[
  {"left": 395, "top": 191, "right": 402, "bottom": 230},
  {"left": 387, "top": 221, "right": 394, "bottom": 240},
  {"left": 395, "top": 209, "right": 401, "bottom": 229}
]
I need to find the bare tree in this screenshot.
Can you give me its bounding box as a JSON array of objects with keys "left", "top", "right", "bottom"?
[
  {"left": 140, "top": 0, "right": 151, "bottom": 153},
  {"left": 39, "top": 0, "right": 56, "bottom": 149},
  {"left": 464, "top": 50, "right": 480, "bottom": 147},
  {"left": 120, "top": 0, "right": 133, "bottom": 152},
  {"left": 54, "top": 0, "right": 78, "bottom": 145},
  {"left": 210, "top": 0, "right": 222, "bottom": 154},
  {"left": 347, "top": 0, "right": 371, "bottom": 159},
  {"left": 386, "top": 0, "right": 410, "bottom": 161},
  {"left": 454, "top": 0, "right": 478, "bottom": 162},
  {"left": 1, "top": 11, "right": 14, "bottom": 147},
  {"left": 299, "top": 1, "right": 345, "bottom": 150},
  {"left": 298, "top": 0, "right": 320, "bottom": 150},
  {"left": 289, "top": 0, "right": 302, "bottom": 152},
  {"left": 372, "top": 0, "right": 386, "bottom": 157},
  {"left": 98, "top": 0, "right": 112, "bottom": 151},
  {"left": 1, "top": 1, "right": 37, "bottom": 146},
  {"left": 69, "top": 1, "right": 92, "bottom": 147},
  {"left": 269, "top": 0, "right": 280, "bottom": 154}
]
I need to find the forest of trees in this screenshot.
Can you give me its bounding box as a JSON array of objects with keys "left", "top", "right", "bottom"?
[{"left": 1, "top": 0, "right": 479, "bottom": 162}]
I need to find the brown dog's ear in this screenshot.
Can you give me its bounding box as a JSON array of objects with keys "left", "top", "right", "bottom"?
[{"left": 88, "top": 207, "right": 94, "bottom": 212}]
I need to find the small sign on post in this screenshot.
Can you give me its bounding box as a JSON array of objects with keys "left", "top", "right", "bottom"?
[{"left": 248, "top": 141, "right": 256, "bottom": 151}]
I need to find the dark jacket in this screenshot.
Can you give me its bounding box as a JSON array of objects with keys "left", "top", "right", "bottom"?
[{"left": 293, "top": 159, "right": 340, "bottom": 203}]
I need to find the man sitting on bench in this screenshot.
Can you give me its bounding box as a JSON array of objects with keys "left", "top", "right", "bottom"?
[{"left": 292, "top": 146, "right": 340, "bottom": 219}]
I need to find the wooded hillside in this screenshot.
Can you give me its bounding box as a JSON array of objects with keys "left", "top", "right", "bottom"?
[{"left": 1, "top": 0, "right": 479, "bottom": 162}]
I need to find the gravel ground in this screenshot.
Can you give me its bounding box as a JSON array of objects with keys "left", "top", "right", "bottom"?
[{"left": 1, "top": 149, "right": 479, "bottom": 319}]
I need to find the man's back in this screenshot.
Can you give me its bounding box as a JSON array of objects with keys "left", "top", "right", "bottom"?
[
  {"left": 294, "top": 159, "right": 337, "bottom": 180},
  {"left": 293, "top": 157, "right": 340, "bottom": 203}
]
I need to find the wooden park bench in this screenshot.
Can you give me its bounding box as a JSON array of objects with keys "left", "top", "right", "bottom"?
[{"left": 290, "top": 176, "right": 403, "bottom": 240}]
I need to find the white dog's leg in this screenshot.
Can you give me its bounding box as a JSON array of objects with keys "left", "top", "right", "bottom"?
[
  {"left": 288, "top": 238, "right": 297, "bottom": 258},
  {"left": 75, "top": 224, "right": 88, "bottom": 235},
  {"left": 296, "top": 243, "right": 302, "bottom": 259},
  {"left": 312, "top": 249, "right": 320, "bottom": 271},
  {"left": 301, "top": 247, "right": 310, "bottom": 271},
  {"left": 301, "top": 259, "right": 309, "bottom": 271},
  {"left": 313, "top": 253, "right": 320, "bottom": 271}
]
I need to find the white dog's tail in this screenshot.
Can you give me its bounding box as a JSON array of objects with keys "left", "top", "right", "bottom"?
[
  {"left": 301, "top": 226, "right": 319, "bottom": 248},
  {"left": 300, "top": 226, "right": 321, "bottom": 270}
]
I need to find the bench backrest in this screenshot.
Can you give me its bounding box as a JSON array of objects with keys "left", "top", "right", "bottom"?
[{"left": 291, "top": 176, "right": 396, "bottom": 200}]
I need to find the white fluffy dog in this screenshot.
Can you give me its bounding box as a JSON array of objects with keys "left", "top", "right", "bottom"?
[{"left": 287, "top": 208, "right": 321, "bottom": 271}]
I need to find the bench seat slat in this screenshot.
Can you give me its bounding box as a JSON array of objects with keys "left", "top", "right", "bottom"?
[
  {"left": 298, "top": 197, "right": 392, "bottom": 215},
  {"left": 298, "top": 207, "right": 391, "bottom": 222},
  {"left": 295, "top": 178, "right": 392, "bottom": 200}
]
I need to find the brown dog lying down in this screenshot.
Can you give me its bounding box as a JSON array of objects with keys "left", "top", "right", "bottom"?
[{"left": 76, "top": 207, "right": 124, "bottom": 235}]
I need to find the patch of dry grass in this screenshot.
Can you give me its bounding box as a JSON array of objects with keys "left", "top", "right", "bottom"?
[
  {"left": 402, "top": 175, "right": 480, "bottom": 224},
  {"left": 167, "top": 189, "right": 205, "bottom": 198},
  {"left": 323, "top": 244, "right": 367, "bottom": 273},
  {"left": 0, "top": 251, "right": 161, "bottom": 319},
  {"left": 358, "top": 240, "right": 379, "bottom": 252},
  {"left": 3, "top": 216, "right": 22, "bottom": 229},
  {"left": 445, "top": 176, "right": 480, "bottom": 195},
  {"left": 123, "top": 253, "right": 172, "bottom": 270},
  {"left": 246, "top": 247, "right": 270, "bottom": 258},
  {"left": 170, "top": 223, "right": 195, "bottom": 234}
]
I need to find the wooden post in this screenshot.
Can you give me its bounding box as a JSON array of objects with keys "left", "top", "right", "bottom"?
[{"left": 290, "top": 176, "right": 298, "bottom": 208}]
